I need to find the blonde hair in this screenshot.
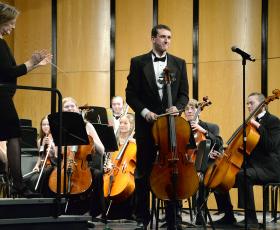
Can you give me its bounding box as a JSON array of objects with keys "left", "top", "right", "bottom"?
[
  {"left": 186, "top": 99, "right": 199, "bottom": 109},
  {"left": 116, "top": 113, "right": 135, "bottom": 143},
  {"left": 62, "top": 97, "right": 77, "bottom": 107},
  {"left": 0, "top": 2, "right": 19, "bottom": 26}
]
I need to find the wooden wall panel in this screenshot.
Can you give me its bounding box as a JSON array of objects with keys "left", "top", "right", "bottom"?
[
  {"left": 12, "top": 0, "right": 52, "bottom": 130},
  {"left": 57, "top": 72, "right": 110, "bottom": 108},
  {"left": 199, "top": 0, "right": 262, "bottom": 210},
  {"left": 115, "top": 0, "right": 153, "bottom": 99},
  {"left": 268, "top": 0, "right": 280, "bottom": 116},
  {"left": 158, "top": 0, "right": 193, "bottom": 64},
  {"left": 57, "top": 0, "right": 110, "bottom": 108},
  {"left": 158, "top": 0, "right": 193, "bottom": 98},
  {"left": 199, "top": 0, "right": 261, "bottom": 142}
]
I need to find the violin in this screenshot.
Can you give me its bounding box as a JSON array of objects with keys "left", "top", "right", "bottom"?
[
  {"left": 204, "top": 89, "right": 280, "bottom": 191},
  {"left": 48, "top": 135, "right": 94, "bottom": 195},
  {"left": 149, "top": 68, "right": 199, "bottom": 200}
]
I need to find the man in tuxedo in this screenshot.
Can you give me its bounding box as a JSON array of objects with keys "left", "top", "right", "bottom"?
[
  {"left": 111, "top": 96, "right": 125, "bottom": 134},
  {"left": 126, "top": 24, "right": 189, "bottom": 230},
  {"left": 213, "top": 92, "right": 280, "bottom": 228}
]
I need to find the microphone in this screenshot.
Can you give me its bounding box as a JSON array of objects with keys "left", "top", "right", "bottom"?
[{"left": 231, "top": 46, "right": 255, "bottom": 62}]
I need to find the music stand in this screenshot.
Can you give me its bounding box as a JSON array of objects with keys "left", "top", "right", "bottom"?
[
  {"left": 48, "top": 112, "right": 89, "bottom": 197},
  {"left": 92, "top": 123, "right": 118, "bottom": 152},
  {"left": 79, "top": 106, "right": 109, "bottom": 125}
]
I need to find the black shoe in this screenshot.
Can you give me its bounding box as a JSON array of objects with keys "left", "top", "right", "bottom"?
[
  {"left": 213, "top": 210, "right": 224, "bottom": 215},
  {"left": 167, "top": 224, "right": 183, "bottom": 230},
  {"left": 212, "top": 215, "right": 237, "bottom": 227},
  {"left": 134, "top": 222, "right": 147, "bottom": 230},
  {"left": 234, "top": 219, "right": 259, "bottom": 229},
  {"left": 11, "top": 185, "right": 42, "bottom": 198}
]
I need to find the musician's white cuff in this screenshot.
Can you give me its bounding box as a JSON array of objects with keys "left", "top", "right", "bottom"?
[{"left": 141, "top": 108, "right": 150, "bottom": 119}]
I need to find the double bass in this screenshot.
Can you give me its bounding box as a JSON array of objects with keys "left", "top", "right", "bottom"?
[
  {"left": 204, "top": 89, "right": 280, "bottom": 192},
  {"left": 48, "top": 135, "right": 94, "bottom": 195},
  {"left": 150, "top": 68, "right": 199, "bottom": 201}
]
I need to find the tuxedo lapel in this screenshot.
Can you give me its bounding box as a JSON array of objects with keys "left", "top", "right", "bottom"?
[{"left": 143, "top": 53, "right": 162, "bottom": 102}]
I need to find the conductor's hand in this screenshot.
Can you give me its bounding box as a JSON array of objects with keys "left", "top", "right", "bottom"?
[
  {"left": 166, "top": 106, "right": 179, "bottom": 116},
  {"left": 32, "top": 49, "right": 52, "bottom": 66},
  {"left": 145, "top": 112, "right": 158, "bottom": 123}
]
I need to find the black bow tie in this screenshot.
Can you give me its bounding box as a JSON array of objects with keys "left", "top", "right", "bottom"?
[
  {"left": 154, "top": 56, "right": 166, "bottom": 62},
  {"left": 152, "top": 52, "right": 166, "bottom": 62},
  {"left": 113, "top": 114, "right": 121, "bottom": 120}
]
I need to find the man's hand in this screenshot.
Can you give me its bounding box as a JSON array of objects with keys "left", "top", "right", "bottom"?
[
  {"left": 250, "top": 118, "right": 260, "bottom": 129},
  {"left": 145, "top": 111, "right": 158, "bottom": 123},
  {"left": 166, "top": 106, "right": 179, "bottom": 116}
]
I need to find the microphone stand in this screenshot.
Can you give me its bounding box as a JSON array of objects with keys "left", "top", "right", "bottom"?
[{"left": 242, "top": 57, "right": 248, "bottom": 230}]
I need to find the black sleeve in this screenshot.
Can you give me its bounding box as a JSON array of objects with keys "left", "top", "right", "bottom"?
[
  {"left": 174, "top": 59, "right": 189, "bottom": 110},
  {"left": 0, "top": 39, "right": 27, "bottom": 82}
]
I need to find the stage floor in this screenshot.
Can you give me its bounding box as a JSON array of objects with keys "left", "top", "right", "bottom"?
[{"left": 89, "top": 211, "right": 280, "bottom": 229}]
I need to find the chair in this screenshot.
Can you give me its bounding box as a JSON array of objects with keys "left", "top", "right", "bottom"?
[
  {"left": 262, "top": 182, "right": 280, "bottom": 229},
  {"left": 20, "top": 126, "right": 38, "bottom": 156}
]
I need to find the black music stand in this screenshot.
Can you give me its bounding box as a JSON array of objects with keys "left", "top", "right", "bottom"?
[
  {"left": 48, "top": 112, "right": 89, "bottom": 147},
  {"left": 79, "top": 106, "right": 109, "bottom": 125},
  {"left": 89, "top": 123, "right": 118, "bottom": 229},
  {"left": 48, "top": 112, "right": 89, "bottom": 214},
  {"left": 92, "top": 123, "right": 118, "bottom": 153}
]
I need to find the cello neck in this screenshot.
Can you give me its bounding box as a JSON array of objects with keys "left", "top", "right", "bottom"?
[{"left": 226, "top": 98, "right": 267, "bottom": 145}]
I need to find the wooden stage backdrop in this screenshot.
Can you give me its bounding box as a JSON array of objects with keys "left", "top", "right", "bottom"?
[{"left": 2, "top": 0, "right": 280, "bottom": 211}]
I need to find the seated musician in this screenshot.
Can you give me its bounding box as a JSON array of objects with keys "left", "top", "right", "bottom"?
[
  {"left": 62, "top": 97, "right": 106, "bottom": 217},
  {"left": 111, "top": 96, "right": 125, "bottom": 134},
  {"left": 104, "top": 113, "right": 136, "bottom": 220},
  {"left": 184, "top": 99, "right": 224, "bottom": 225},
  {"left": 24, "top": 116, "right": 57, "bottom": 196},
  {"left": 213, "top": 92, "right": 280, "bottom": 228}
]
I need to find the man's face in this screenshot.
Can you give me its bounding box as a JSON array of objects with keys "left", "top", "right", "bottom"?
[
  {"left": 247, "top": 95, "right": 260, "bottom": 114},
  {"left": 152, "top": 29, "right": 171, "bottom": 54},
  {"left": 184, "top": 105, "right": 197, "bottom": 121},
  {"left": 111, "top": 97, "right": 123, "bottom": 115}
]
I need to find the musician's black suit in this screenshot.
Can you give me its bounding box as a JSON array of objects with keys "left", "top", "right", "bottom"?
[
  {"left": 126, "top": 51, "right": 188, "bottom": 228},
  {"left": 215, "top": 111, "right": 280, "bottom": 223}
]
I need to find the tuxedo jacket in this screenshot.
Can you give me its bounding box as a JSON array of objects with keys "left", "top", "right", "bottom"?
[
  {"left": 126, "top": 51, "right": 189, "bottom": 139},
  {"left": 199, "top": 120, "right": 224, "bottom": 152},
  {"left": 247, "top": 112, "right": 280, "bottom": 182}
]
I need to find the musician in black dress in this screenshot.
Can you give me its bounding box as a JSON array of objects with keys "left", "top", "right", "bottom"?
[
  {"left": 24, "top": 116, "right": 57, "bottom": 197},
  {"left": 0, "top": 2, "right": 51, "bottom": 196}
]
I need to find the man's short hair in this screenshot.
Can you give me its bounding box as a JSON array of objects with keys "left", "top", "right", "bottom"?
[{"left": 151, "top": 24, "right": 171, "bottom": 38}]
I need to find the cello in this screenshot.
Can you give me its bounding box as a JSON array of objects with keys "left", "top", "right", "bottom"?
[
  {"left": 103, "top": 130, "right": 136, "bottom": 203},
  {"left": 150, "top": 68, "right": 199, "bottom": 201},
  {"left": 48, "top": 135, "right": 94, "bottom": 195},
  {"left": 204, "top": 89, "right": 280, "bottom": 192}
]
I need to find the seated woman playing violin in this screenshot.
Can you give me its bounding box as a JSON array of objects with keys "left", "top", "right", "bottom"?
[
  {"left": 184, "top": 99, "right": 224, "bottom": 225},
  {"left": 24, "top": 116, "right": 57, "bottom": 197},
  {"left": 61, "top": 97, "right": 106, "bottom": 217},
  {"left": 104, "top": 113, "right": 137, "bottom": 220}
]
